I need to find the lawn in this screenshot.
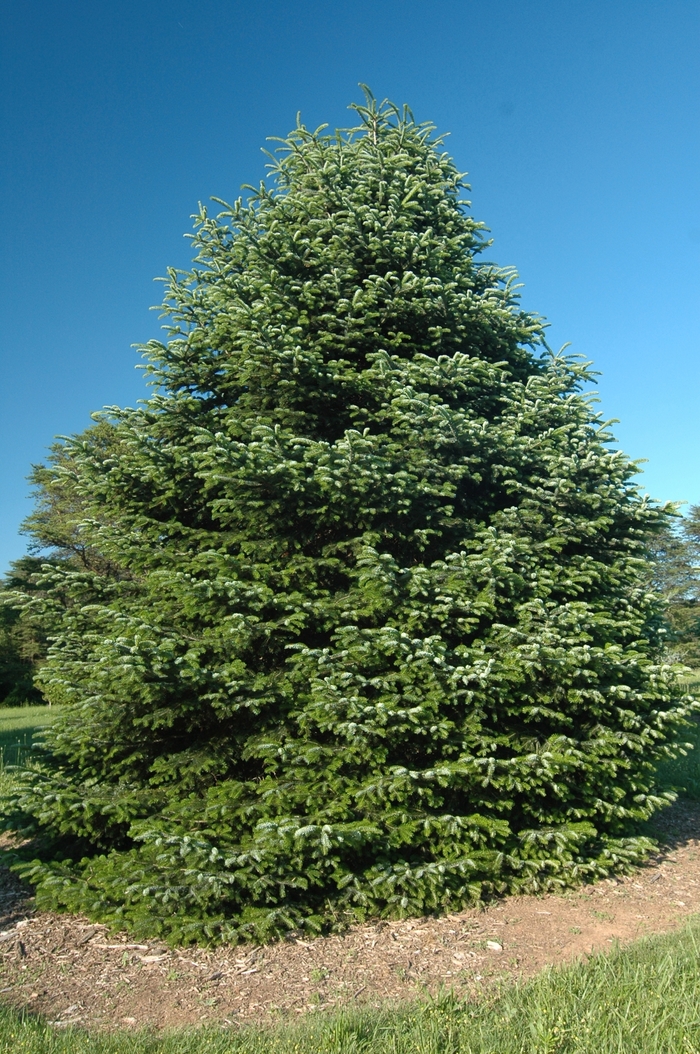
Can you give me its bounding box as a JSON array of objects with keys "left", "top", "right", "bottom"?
[
  {"left": 0, "top": 706, "right": 57, "bottom": 796},
  {"left": 0, "top": 706, "right": 56, "bottom": 758}
]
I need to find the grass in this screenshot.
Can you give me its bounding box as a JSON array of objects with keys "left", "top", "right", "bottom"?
[
  {"left": 2, "top": 920, "right": 700, "bottom": 1051},
  {"left": 0, "top": 705, "right": 57, "bottom": 796},
  {"left": 0, "top": 706, "right": 56, "bottom": 764}
]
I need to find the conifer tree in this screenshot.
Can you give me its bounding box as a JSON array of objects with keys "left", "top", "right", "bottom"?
[{"left": 3, "top": 93, "right": 694, "bottom": 944}]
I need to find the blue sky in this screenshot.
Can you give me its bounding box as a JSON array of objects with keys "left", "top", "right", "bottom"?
[{"left": 1, "top": 0, "right": 698, "bottom": 572}]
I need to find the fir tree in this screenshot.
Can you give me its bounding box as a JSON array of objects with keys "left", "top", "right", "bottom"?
[{"left": 3, "top": 93, "right": 694, "bottom": 944}]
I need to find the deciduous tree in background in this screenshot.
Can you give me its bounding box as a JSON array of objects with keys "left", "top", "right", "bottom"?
[
  {"left": 0, "top": 422, "right": 122, "bottom": 707},
  {"left": 652, "top": 508, "right": 700, "bottom": 667},
  {"left": 0, "top": 558, "right": 46, "bottom": 707},
  {"left": 3, "top": 93, "right": 694, "bottom": 944}
]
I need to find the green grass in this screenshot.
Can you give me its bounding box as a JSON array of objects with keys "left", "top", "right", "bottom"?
[
  {"left": 0, "top": 706, "right": 56, "bottom": 763},
  {"left": 0, "top": 706, "right": 56, "bottom": 796},
  {"left": 2, "top": 919, "right": 700, "bottom": 1052}
]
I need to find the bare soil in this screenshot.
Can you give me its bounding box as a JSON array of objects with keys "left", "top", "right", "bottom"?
[{"left": 1, "top": 802, "right": 700, "bottom": 1032}]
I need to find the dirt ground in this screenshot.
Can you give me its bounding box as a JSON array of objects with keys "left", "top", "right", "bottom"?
[{"left": 1, "top": 802, "right": 700, "bottom": 1032}]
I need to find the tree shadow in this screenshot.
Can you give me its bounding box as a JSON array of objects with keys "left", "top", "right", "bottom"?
[
  {"left": 641, "top": 796, "right": 700, "bottom": 857},
  {"left": 0, "top": 837, "right": 33, "bottom": 932}
]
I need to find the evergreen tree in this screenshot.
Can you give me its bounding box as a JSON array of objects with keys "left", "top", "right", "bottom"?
[{"left": 3, "top": 94, "right": 694, "bottom": 944}]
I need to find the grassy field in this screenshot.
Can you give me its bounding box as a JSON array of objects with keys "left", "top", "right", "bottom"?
[
  {"left": 0, "top": 706, "right": 56, "bottom": 763},
  {"left": 2, "top": 701, "right": 700, "bottom": 1052},
  {"left": 0, "top": 706, "right": 57, "bottom": 797},
  {"left": 1, "top": 919, "right": 700, "bottom": 1052}
]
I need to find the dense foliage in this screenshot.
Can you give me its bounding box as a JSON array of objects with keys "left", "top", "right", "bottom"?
[
  {"left": 0, "top": 559, "right": 49, "bottom": 707},
  {"left": 0, "top": 425, "right": 119, "bottom": 708},
  {"left": 651, "top": 508, "right": 700, "bottom": 667},
  {"left": 2, "top": 94, "right": 694, "bottom": 944}
]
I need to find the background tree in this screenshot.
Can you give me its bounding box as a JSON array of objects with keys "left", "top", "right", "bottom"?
[
  {"left": 2, "top": 94, "right": 694, "bottom": 944},
  {"left": 651, "top": 508, "right": 700, "bottom": 668},
  {"left": 0, "top": 558, "right": 46, "bottom": 706},
  {"left": 0, "top": 421, "right": 122, "bottom": 707}
]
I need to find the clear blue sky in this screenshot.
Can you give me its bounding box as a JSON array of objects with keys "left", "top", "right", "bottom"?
[{"left": 1, "top": 0, "right": 698, "bottom": 572}]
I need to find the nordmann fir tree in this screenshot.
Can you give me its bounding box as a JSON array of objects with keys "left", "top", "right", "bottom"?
[{"left": 3, "top": 94, "right": 694, "bottom": 944}]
